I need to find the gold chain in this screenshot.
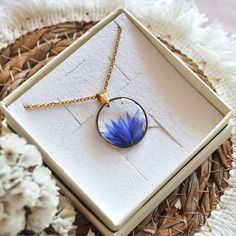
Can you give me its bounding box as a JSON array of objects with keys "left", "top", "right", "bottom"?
[{"left": 24, "top": 26, "right": 122, "bottom": 110}]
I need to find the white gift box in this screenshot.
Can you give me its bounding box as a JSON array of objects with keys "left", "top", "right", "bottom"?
[{"left": 1, "top": 8, "right": 233, "bottom": 236}]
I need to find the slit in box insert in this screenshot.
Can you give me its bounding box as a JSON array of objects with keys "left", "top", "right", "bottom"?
[{"left": 1, "top": 9, "right": 232, "bottom": 233}]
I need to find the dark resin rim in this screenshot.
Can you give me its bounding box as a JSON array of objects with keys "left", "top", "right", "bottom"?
[{"left": 96, "top": 97, "right": 148, "bottom": 148}]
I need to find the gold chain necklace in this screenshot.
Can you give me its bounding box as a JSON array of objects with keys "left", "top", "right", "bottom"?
[
  {"left": 24, "top": 27, "right": 122, "bottom": 110},
  {"left": 24, "top": 26, "right": 148, "bottom": 148}
]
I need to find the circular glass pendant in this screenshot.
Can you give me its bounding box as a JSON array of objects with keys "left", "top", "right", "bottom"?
[{"left": 96, "top": 97, "right": 148, "bottom": 148}]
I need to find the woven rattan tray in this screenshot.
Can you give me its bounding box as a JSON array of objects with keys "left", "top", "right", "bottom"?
[{"left": 0, "top": 22, "right": 232, "bottom": 236}]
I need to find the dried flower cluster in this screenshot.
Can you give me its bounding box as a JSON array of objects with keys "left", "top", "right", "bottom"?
[
  {"left": 51, "top": 196, "right": 77, "bottom": 236},
  {"left": 0, "top": 133, "right": 76, "bottom": 236}
]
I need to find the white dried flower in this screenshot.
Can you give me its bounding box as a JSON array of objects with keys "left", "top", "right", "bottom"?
[
  {"left": 32, "top": 165, "right": 54, "bottom": 186},
  {"left": 27, "top": 206, "right": 58, "bottom": 233},
  {"left": 17, "top": 144, "right": 42, "bottom": 168},
  {"left": 3, "top": 166, "right": 25, "bottom": 192},
  {"left": 26, "top": 166, "right": 59, "bottom": 233},
  {"left": 32, "top": 166, "right": 59, "bottom": 208},
  {"left": 0, "top": 203, "right": 25, "bottom": 236},
  {"left": 0, "top": 133, "right": 27, "bottom": 166},
  {"left": 52, "top": 196, "right": 76, "bottom": 236},
  {"left": 0, "top": 157, "right": 11, "bottom": 197},
  {"left": 0, "top": 133, "right": 42, "bottom": 168},
  {"left": 40, "top": 181, "right": 59, "bottom": 204},
  {"left": 8, "top": 177, "right": 41, "bottom": 208},
  {"left": 0, "top": 133, "right": 60, "bottom": 235}
]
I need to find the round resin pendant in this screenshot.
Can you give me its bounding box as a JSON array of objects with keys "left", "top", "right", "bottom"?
[{"left": 96, "top": 97, "right": 148, "bottom": 148}]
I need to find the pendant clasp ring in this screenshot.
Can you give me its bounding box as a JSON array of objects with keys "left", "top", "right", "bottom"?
[{"left": 96, "top": 90, "right": 109, "bottom": 105}]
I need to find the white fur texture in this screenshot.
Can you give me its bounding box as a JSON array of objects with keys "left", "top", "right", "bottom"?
[{"left": 0, "top": 0, "right": 236, "bottom": 235}]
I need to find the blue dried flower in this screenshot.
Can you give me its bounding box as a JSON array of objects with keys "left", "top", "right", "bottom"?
[{"left": 101, "top": 110, "right": 146, "bottom": 147}]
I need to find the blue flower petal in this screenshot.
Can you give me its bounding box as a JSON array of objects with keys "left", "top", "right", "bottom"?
[
  {"left": 102, "top": 109, "right": 146, "bottom": 147},
  {"left": 128, "top": 111, "right": 144, "bottom": 141},
  {"left": 101, "top": 132, "right": 127, "bottom": 147},
  {"left": 126, "top": 112, "right": 132, "bottom": 121},
  {"left": 117, "top": 118, "right": 132, "bottom": 142},
  {"left": 111, "top": 119, "right": 131, "bottom": 143},
  {"left": 105, "top": 123, "right": 119, "bottom": 139},
  {"left": 132, "top": 122, "right": 145, "bottom": 142},
  {"left": 103, "top": 124, "right": 126, "bottom": 145}
]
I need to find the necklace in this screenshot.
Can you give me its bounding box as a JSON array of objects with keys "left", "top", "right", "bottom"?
[{"left": 24, "top": 26, "right": 148, "bottom": 148}]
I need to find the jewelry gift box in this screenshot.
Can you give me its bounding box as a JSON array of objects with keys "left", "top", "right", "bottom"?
[{"left": 1, "top": 8, "right": 233, "bottom": 236}]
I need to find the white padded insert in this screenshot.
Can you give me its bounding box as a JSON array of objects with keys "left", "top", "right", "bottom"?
[{"left": 8, "top": 14, "right": 223, "bottom": 227}]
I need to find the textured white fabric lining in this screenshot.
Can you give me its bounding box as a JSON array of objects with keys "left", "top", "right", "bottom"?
[{"left": 0, "top": 0, "right": 236, "bottom": 235}]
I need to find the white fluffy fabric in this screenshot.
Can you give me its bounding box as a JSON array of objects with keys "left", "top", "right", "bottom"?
[{"left": 0, "top": 0, "right": 236, "bottom": 235}]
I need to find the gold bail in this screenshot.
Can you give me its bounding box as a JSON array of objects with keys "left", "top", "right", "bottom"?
[{"left": 96, "top": 90, "right": 109, "bottom": 105}]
